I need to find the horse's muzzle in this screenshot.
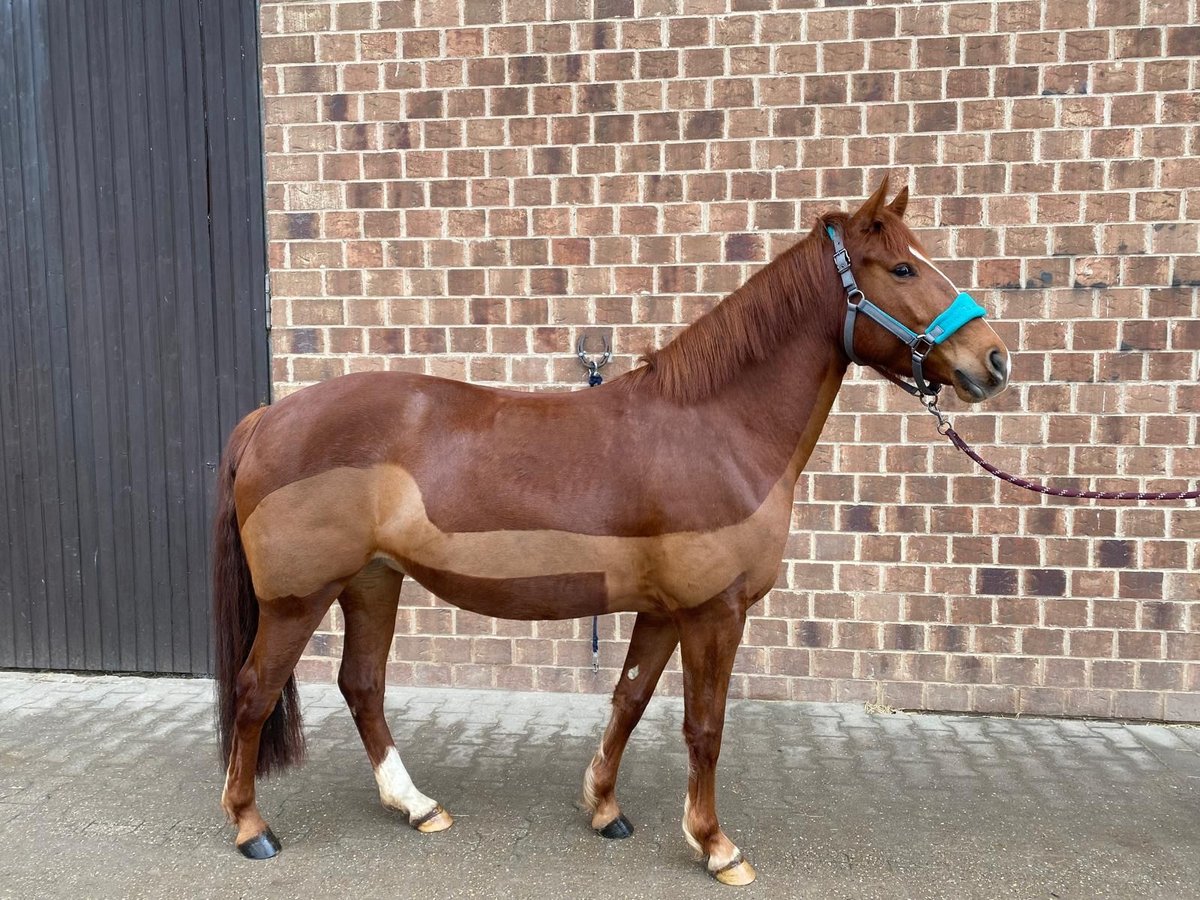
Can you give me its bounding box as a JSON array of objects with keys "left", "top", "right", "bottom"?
[{"left": 953, "top": 347, "right": 1009, "bottom": 402}]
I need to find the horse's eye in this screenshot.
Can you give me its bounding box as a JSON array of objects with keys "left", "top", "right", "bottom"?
[{"left": 893, "top": 264, "right": 915, "bottom": 277}]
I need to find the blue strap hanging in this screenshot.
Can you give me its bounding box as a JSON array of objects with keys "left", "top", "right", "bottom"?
[{"left": 576, "top": 334, "right": 610, "bottom": 674}]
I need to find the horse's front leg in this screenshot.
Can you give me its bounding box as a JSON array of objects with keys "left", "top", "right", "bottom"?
[
  {"left": 584, "top": 612, "right": 679, "bottom": 837},
  {"left": 677, "top": 588, "right": 756, "bottom": 886}
]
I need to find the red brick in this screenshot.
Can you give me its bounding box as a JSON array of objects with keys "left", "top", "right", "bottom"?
[
  {"left": 261, "top": 3, "right": 1200, "bottom": 719},
  {"left": 1165, "top": 693, "right": 1200, "bottom": 723}
]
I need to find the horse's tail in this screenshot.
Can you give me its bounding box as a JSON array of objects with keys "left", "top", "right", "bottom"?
[{"left": 213, "top": 405, "right": 304, "bottom": 776}]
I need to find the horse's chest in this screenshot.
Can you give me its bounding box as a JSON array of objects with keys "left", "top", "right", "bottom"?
[{"left": 621, "top": 500, "right": 791, "bottom": 609}]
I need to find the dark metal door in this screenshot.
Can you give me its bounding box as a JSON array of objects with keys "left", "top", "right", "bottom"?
[{"left": 0, "top": 0, "right": 269, "bottom": 674}]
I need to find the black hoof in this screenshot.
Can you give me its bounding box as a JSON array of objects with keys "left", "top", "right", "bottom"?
[
  {"left": 237, "top": 828, "right": 281, "bottom": 860},
  {"left": 597, "top": 813, "right": 634, "bottom": 839}
]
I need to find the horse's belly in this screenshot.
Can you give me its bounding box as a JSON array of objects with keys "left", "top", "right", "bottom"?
[{"left": 395, "top": 554, "right": 609, "bottom": 620}]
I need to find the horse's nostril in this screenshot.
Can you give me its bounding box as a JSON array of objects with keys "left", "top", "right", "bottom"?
[{"left": 988, "top": 348, "right": 1007, "bottom": 383}]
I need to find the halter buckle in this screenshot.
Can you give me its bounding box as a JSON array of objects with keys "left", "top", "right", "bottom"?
[
  {"left": 912, "top": 335, "right": 935, "bottom": 359},
  {"left": 833, "top": 248, "right": 852, "bottom": 274}
]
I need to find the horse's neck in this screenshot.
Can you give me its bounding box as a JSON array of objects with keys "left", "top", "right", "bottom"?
[
  {"left": 714, "top": 235, "right": 848, "bottom": 485},
  {"left": 712, "top": 326, "right": 848, "bottom": 486}
]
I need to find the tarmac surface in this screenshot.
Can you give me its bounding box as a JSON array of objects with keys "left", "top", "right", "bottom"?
[{"left": 0, "top": 671, "right": 1197, "bottom": 899}]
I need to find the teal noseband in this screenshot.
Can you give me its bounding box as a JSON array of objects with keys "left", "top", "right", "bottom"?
[
  {"left": 827, "top": 225, "right": 986, "bottom": 397},
  {"left": 926, "top": 292, "right": 988, "bottom": 343}
]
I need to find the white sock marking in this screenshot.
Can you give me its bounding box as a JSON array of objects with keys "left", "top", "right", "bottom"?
[
  {"left": 374, "top": 747, "right": 437, "bottom": 820},
  {"left": 682, "top": 794, "right": 703, "bottom": 854},
  {"left": 683, "top": 793, "right": 740, "bottom": 870}
]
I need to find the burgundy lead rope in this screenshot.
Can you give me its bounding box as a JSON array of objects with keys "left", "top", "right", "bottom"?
[
  {"left": 921, "top": 398, "right": 1200, "bottom": 502},
  {"left": 943, "top": 426, "right": 1200, "bottom": 502}
]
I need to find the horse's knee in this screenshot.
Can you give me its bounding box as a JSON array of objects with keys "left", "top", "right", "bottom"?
[
  {"left": 682, "top": 718, "right": 722, "bottom": 753},
  {"left": 610, "top": 688, "right": 648, "bottom": 719},
  {"left": 337, "top": 668, "right": 382, "bottom": 717}
]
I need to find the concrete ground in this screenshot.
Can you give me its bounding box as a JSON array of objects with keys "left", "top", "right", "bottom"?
[{"left": 0, "top": 673, "right": 1197, "bottom": 900}]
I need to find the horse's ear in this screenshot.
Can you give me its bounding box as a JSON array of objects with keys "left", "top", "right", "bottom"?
[
  {"left": 852, "top": 176, "right": 890, "bottom": 228},
  {"left": 887, "top": 185, "right": 909, "bottom": 218}
]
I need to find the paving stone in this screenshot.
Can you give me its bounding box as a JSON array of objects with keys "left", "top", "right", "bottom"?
[
  {"left": 1127, "top": 723, "right": 1194, "bottom": 754},
  {"left": 0, "top": 673, "right": 1197, "bottom": 899}
]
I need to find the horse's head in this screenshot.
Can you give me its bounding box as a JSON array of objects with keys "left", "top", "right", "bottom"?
[{"left": 826, "top": 178, "right": 1009, "bottom": 403}]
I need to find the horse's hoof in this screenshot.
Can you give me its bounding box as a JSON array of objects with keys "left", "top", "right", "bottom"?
[
  {"left": 711, "top": 854, "right": 756, "bottom": 886},
  {"left": 237, "top": 828, "right": 281, "bottom": 860},
  {"left": 411, "top": 805, "right": 453, "bottom": 833},
  {"left": 596, "top": 813, "right": 634, "bottom": 839}
]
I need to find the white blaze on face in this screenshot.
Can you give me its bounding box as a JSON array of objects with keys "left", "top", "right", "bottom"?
[
  {"left": 909, "top": 245, "right": 959, "bottom": 294},
  {"left": 374, "top": 746, "right": 437, "bottom": 820}
]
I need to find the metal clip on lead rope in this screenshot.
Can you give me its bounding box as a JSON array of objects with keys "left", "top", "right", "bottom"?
[{"left": 922, "top": 395, "right": 952, "bottom": 435}]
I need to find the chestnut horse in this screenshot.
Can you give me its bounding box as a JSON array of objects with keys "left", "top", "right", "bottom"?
[{"left": 213, "top": 180, "right": 1009, "bottom": 884}]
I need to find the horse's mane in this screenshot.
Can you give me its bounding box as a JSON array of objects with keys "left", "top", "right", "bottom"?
[{"left": 620, "top": 211, "right": 914, "bottom": 404}]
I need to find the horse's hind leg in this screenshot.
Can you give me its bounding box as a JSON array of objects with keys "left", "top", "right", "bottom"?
[
  {"left": 222, "top": 585, "right": 340, "bottom": 857},
  {"left": 583, "top": 612, "right": 678, "bottom": 837},
  {"left": 338, "top": 563, "right": 452, "bottom": 833}
]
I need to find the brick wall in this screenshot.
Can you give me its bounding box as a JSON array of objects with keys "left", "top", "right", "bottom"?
[{"left": 259, "top": 0, "right": 1200, "bottom": 722}]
